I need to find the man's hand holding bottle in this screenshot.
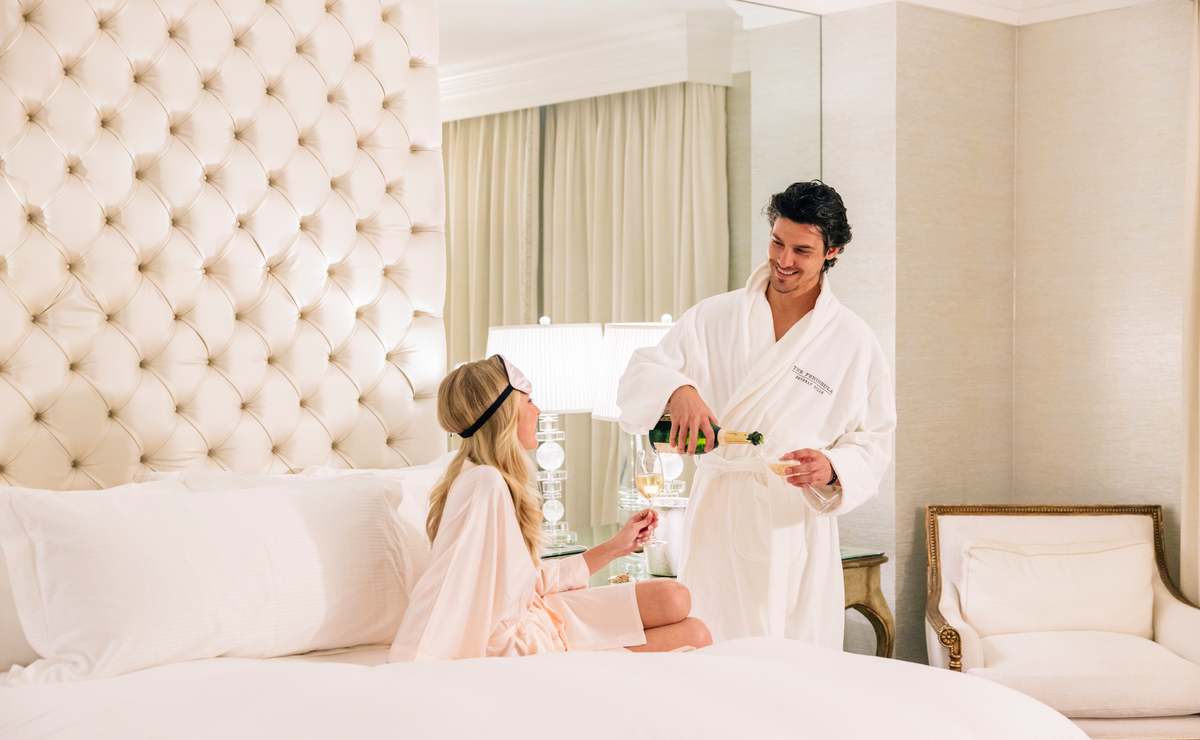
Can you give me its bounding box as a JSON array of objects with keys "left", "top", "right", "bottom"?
[{"left": 666, "top": 385, "right": 720, "bottom": 454}]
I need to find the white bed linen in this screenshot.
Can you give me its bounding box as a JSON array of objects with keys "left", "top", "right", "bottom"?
[{"left": 0, "top": 638, "right": 1085, "bottom": 740}]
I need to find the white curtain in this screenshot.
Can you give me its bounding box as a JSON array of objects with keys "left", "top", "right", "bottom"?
[
  {"left": 1183, "top": 0, "right": 1200, "bottom": 604},
  {"left": 443, "top": 109, "right": 540, "bottom": 368},
  {"left": 542, "top": 83, "right": 730, "bottom": 528}
]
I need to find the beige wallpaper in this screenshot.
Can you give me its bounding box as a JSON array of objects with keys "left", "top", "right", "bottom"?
[
  {"left": 748, "top": 18, "right": 823, "bottom": 269},
  {"left": 1014, "top": 0, "right": 1192, "bottom": 576},
  {"left": 821, "top": 3, "right": 899, "bottom": 655},
  {"left": 895, "top": 3, "right": 1016, "bottom": 663},
  {"left": 727, "top": 72, "right": 753, "bottom": 290}
]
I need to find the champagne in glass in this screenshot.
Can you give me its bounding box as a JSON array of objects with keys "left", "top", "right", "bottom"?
[{"left": 635, "top": 472, "right": 664, "bottom": 501}]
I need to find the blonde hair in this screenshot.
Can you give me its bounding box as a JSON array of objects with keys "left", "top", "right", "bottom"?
[{"left": 426, "top": 357, "right": 541, "bottom": 561}]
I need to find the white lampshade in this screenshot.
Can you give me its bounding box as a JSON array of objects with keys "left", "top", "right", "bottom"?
[
  {"left": 486, "top": 323, "right": 602, "bottom": 413},
  {"left": 591, "top": 322, "right": 672, "bottom": 422}
]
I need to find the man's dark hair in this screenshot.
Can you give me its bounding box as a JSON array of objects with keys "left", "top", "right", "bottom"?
[{"left": 764, "top": 180, "right": 852, "bottom": 272}]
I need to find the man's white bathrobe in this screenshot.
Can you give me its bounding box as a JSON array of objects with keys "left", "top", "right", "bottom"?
[{"left": 617, "top": 262, "right": 896, "bottom": 647}]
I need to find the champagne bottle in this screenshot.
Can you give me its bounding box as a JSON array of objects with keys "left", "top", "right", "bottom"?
[{"left": 647, "top": 415, "right": 764, "bottom": 455}]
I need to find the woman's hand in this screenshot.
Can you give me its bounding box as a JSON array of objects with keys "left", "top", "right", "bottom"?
[
  {"left": 584, "top": 510, "right": 658, "bottom": 573},
  {"left": 608, "top": 509, "right": 658, "bottom": 557}
]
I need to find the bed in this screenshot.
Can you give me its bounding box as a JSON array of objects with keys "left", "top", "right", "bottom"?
[
  {"left": 0, "top": 0, "right": 1085, "bottom": 737},
  {"left": 0, "top": 639, "right": 1085, "bottom": 740}
]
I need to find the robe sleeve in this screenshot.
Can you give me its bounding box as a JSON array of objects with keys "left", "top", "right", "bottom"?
[
  {"left": 818, "top": 350, "right": 897, "bottom": 517},
  {"left": 388, "top": 468, "right": 529, "bottom": 662},
  {"left": 617, "top": 308, "right": 702, "bottom": 435},
  {"left": 537, "top": 554, "right": 590, "bottom": 595}
]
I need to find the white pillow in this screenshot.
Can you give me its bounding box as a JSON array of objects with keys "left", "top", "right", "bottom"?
[
  {"left": 959, "top": 539, "right": 1154, "bottom": 638},
  {"left": 0, "top": 480, "right": 185, "bottom": 672},
  {"left": 0, "top": 477, "right": 411, "bottom": 683},
  {"left": 301, "top": 451, "right": 455, "bottom": 540}
]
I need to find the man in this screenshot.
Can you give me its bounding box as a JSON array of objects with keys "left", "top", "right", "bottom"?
[{"left": 617, "top": 181, "right": 895, "bottom": 648}]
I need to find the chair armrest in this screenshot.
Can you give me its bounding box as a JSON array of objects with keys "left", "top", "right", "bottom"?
[
  {"left": 1155, "top": 580, "right": 1200, "bottom": 665},
  {"left": 926, "top": 582, "right": 983, "bottom": 671}
]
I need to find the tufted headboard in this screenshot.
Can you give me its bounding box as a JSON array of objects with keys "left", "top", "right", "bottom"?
[{"left": 0, "top": 0, "right": 445, "bottom": 490}]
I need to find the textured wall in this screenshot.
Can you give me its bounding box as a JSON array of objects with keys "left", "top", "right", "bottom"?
[
  {"left": 747, "top": 17, "right": 822, "bottom": 271},
  {"left": 821, "top": 3, "right": 898, "bottom": 656},
  {"left": 1014, "top": 0, "right": 1192, "bottom": 577},
  {"left": 895, "top": 3, "right": 1016, "bottom": 662}
]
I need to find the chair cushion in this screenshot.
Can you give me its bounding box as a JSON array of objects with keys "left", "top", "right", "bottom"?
[
  {"left": 960, "top": 539, "right": 1154, "bottom": 637},
  {"left": 968, "top": 631, "right": 1200, "bottom": 718}
]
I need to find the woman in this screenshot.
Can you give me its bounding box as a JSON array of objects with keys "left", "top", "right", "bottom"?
[{"left": 389, "top": 355, "right": 711, "bottom": 661}]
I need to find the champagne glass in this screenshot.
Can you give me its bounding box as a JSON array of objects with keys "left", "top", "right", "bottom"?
[
  {"left": 634, "top": 446, "right": 664, "bottom": 503},
  {"left": 633, "top": 446, "right": 664, "bottom": 551}
]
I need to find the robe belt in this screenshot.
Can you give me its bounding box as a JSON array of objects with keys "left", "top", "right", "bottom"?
[{"left": 695, "top": 454, "right": 773, "bottom": 487}]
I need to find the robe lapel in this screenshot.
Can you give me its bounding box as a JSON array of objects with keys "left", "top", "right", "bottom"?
[{"left": 720, "top": 264, "right": 842, "bottom": 424}]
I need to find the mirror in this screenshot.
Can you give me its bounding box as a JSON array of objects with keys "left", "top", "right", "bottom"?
[{"left": 437, "top": 0, "right": 822, "bottom": 533}]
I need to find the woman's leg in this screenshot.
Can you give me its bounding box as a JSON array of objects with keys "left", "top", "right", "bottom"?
[
  {"left": 627, "top": 580, "right": 712, "bottom": 651},
  {"left": 634, "top": 580, "right": 691, "bottom": 629},
  {"left": 627, "top": 617, "right": 712, "bottom": 652}
]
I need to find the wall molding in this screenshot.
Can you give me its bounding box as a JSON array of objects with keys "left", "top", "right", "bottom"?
[{"left": 440, "top": 10, "right": 736, "bottom": 122}]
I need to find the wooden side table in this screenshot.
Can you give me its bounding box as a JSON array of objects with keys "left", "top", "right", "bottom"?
[{"left": 840, "top": 548, "right": 895, "bottom": 658}]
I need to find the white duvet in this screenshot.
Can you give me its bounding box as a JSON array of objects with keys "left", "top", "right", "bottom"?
[{"left": 0, "top": 638, "right": 1084, "bottom": 740}]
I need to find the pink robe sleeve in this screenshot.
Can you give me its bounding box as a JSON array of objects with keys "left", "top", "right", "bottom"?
[
  {"left": 388, "top": 468, "right": 532, "bottom": 662},
  {"left": 537, "top": 554, "right": 590, "bottom": 595}
]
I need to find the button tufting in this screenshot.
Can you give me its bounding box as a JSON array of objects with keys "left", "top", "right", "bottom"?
[
  {"left": 68, "top": 361, "right": 78, "bottom": 371},
  {"left": 139, "top": 454, "right": 147, "bottom": 464},
  {"left": 107, "top": 409, "right": 114, "bottom": 418},
  {"left": 33, "top": 411, "right": 43, "bottom": 422},
  {"left": 70, "top": 460, "right": 79, "bottom": 469},
  {"left": 138, "top": 359, "right": 147, "bottom": 368}
]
